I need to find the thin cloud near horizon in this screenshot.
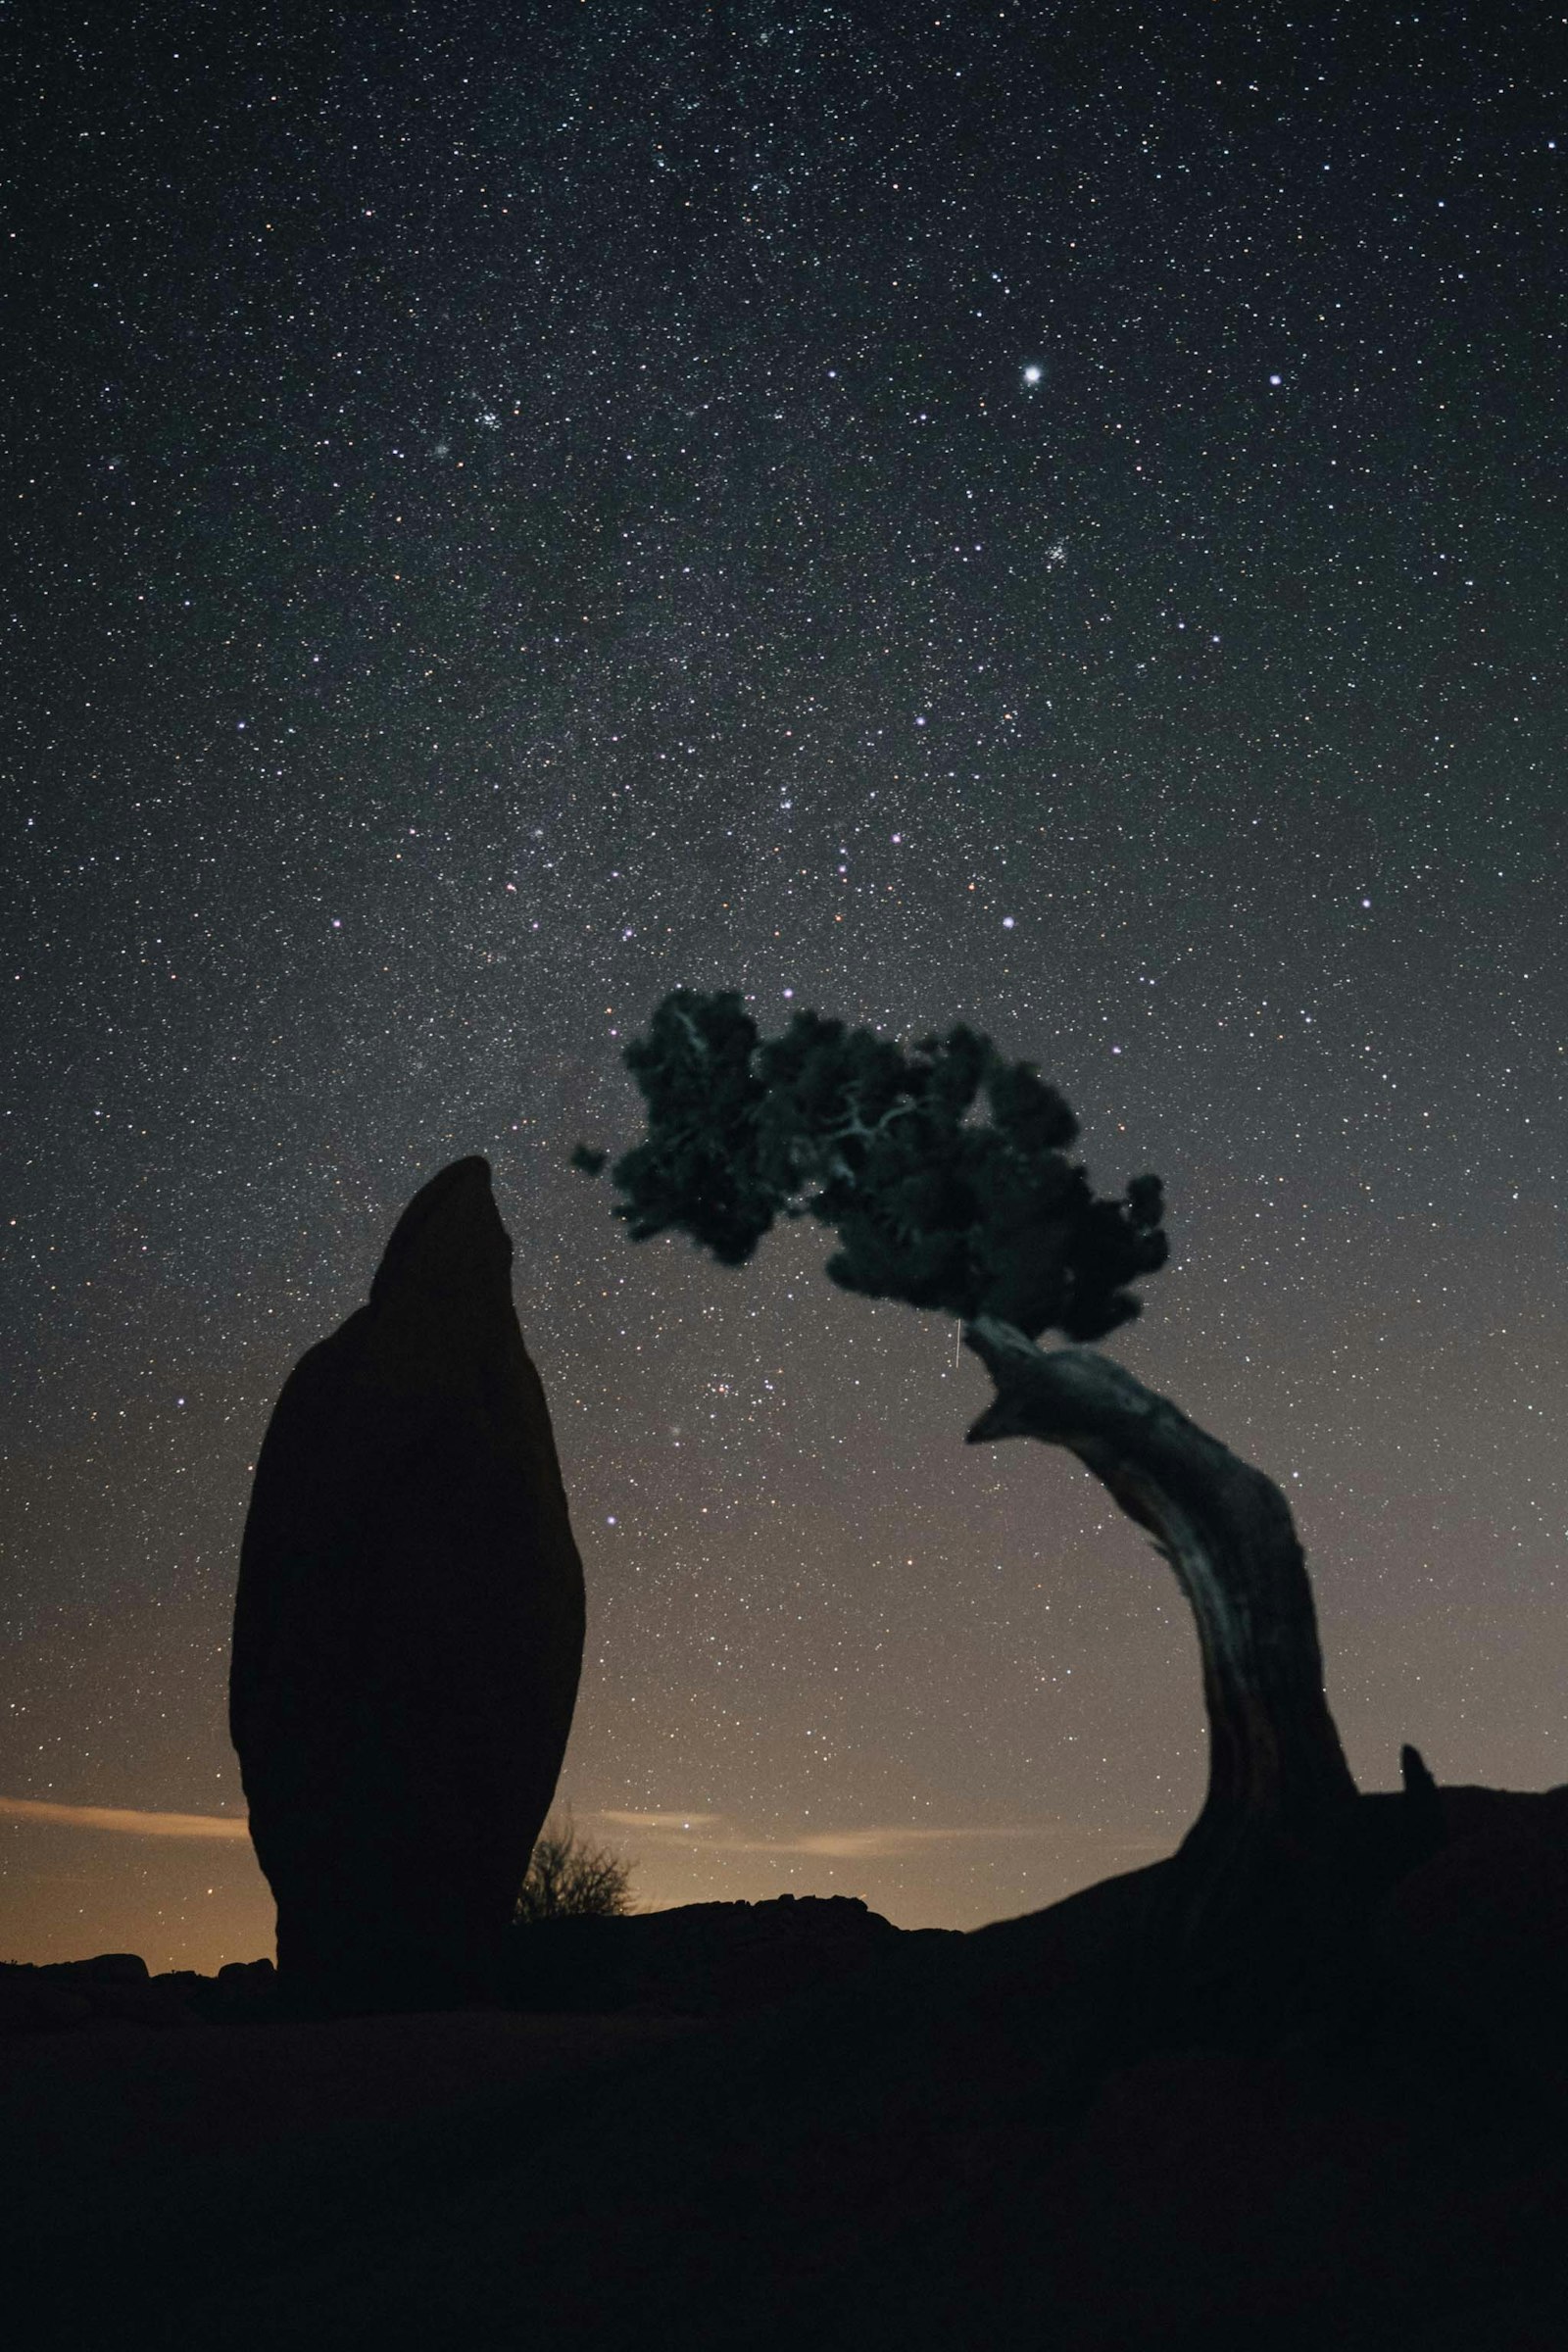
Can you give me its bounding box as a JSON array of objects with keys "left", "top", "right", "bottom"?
[
  {"left": 589, "top": 1810, "right": 1170, "bottom": 1862},
  {"left": 0, "top": 1794, "right": 253, "bottom": 1840},
  {"left": 0, "top": 1793, "right": 1170, "bottom": 1865}
]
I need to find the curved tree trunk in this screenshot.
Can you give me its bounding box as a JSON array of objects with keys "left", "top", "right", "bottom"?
[{"left": 963, "top": 1318, "right": 1358, "bottom": 1882}]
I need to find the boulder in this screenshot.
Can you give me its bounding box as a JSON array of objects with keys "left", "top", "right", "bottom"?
[
  {"left": 230, "top": 1158, "right": 586, "bottom": 2013},
  {"left": 217, "top": 1958, "right": 275, "bottom": 1989},
  {"left": 74, "top": 1951, "right": 149, "bottom": 1984}
]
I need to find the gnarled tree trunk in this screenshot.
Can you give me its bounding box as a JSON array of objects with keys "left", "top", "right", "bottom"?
[{"left": 963, "top": 1318, "right": 1358, "bottom": 1939}]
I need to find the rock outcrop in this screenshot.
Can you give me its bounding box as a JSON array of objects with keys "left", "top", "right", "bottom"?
[
  {"left": 230, "top": 1157, "right": 585, "bottom": 2013},
  {"left": 503, "top": 1892, "right": 927, "bottom": 2017},
  {"left": 0, "top": 1952, "right": 198, "bottom": 2033}
]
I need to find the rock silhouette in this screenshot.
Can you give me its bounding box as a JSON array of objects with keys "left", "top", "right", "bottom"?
[
  {"left": 230, "top": 1158, "right": 585, "bottom": 2013},
  {"left": 504, "top": 1892, "right": 922, "bottom": 2017}
]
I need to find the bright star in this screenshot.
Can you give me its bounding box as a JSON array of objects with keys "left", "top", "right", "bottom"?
[{"left": 1022, "top": 363, "right": 1043, "bottom": 385}]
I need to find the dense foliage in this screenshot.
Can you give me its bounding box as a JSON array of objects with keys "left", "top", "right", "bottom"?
[{"left": 574, "top": 991, "right": 1167, "bottom": 1343}]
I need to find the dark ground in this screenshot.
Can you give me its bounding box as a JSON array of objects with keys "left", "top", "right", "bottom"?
[{"left": 5, "top": 1786, "right": 1568, "bottom": 2350}]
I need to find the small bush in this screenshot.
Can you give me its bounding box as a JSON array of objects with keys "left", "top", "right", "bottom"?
[{"left": 514, "top": 1813, "right": 635, "bottom": 1925}]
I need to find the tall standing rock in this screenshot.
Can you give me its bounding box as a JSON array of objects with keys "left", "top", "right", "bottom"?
[{"left": 230, "top": 1158, "right": 585, "bottom": 2012}]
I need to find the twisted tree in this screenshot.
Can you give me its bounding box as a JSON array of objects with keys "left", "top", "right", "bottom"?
[{"left": 575, "top": 991, "right": 1361, "bottom": 1930}]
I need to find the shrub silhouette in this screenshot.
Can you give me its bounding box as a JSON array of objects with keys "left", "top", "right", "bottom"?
[{"left": 513, "top": 1813, "right": 635, "bottom": 1925}]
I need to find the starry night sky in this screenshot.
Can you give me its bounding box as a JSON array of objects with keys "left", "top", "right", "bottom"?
[{"left": 4, "top": 1, "right": 1564, "bottom": 1971}]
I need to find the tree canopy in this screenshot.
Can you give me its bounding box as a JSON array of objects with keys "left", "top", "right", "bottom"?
[{"left": 574, "top": 990, "right": 1167, "bottom": 1344}]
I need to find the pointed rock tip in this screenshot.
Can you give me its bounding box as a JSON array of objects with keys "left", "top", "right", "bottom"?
[{"left": 369, "top": 1156, "right": 512, "bottom": 1309}]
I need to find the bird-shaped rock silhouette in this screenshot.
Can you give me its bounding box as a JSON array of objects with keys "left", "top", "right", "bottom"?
[{"left": 230, "top": 1158, "right": 585, "bottom": 2012}]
